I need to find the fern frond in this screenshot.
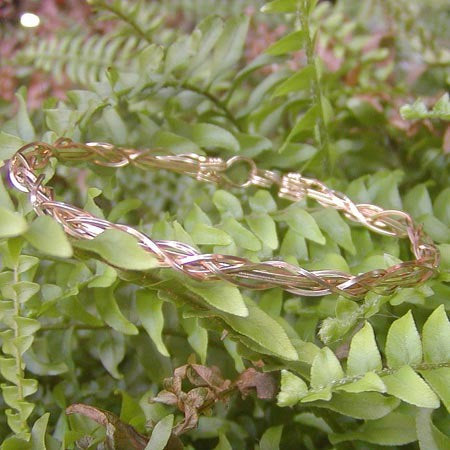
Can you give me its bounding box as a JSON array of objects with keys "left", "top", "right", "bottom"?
[
  {"left": 17, "top": 33, "right": 143, "bottom": 85},
  {"left": 89, "top": 0, "right": 162, "bottom": 43},
  {"left": 278, "top": 307, "right": 450, "bottom": 415}
]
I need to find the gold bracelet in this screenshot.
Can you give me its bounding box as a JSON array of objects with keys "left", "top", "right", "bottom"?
[{"left": 8, "top": 138, "right": 439, "bottom": 298}]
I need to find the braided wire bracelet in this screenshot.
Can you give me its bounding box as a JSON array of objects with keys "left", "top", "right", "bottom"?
[{"left": 7, "top": 138, "right": 440, "bottom": 298}]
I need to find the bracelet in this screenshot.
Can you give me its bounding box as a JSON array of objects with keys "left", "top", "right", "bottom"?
[{"left": 8, "top": 138, "right": 439, "bottom": 298}]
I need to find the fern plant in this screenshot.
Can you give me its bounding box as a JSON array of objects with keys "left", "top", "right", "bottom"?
[{"left": 0, "top": 0, "right": 449, "bottom": 448}]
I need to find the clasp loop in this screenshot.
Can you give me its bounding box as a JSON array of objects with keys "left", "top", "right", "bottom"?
[{"left": 221, "top": 156, "right": 257, "bottom": 188}]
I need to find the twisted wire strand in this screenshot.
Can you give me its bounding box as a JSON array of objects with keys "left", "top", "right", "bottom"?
[{"left": 7, "top": 139, "right": 440, "bottom": 298}]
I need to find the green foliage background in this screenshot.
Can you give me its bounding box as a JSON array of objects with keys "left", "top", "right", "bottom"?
[{"left": 0, "top": 0, "right": 449, "bottom": 448}]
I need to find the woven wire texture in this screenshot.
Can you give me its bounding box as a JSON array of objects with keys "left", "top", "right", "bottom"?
[{"left": 8, "top": 138, "right": 440, "bottom": 298}]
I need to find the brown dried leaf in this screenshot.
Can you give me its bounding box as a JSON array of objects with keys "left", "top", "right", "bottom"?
[
  {"left": 187, "top": 364, "right": 231, "bottom": 393},
  {"left": 151, "top": 390, "right": 179, "bottom": 406},
  {"left": 66, "top": 403, "right": 149, "bottom": 450},
  {"left": 235, "top": 368, "right": 277, "bottom": 400},
  {"left": 444, "top": 125, "right": 450, "bottom": 154}
]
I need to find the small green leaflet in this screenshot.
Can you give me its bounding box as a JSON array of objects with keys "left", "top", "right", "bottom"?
[
  {"left": 277, "top": 370, "right": 308, "bottom": 407},
  {"left": 74, "top": 229, "right": 159, "bottom": 271},
  {"left": 261, "top": 0, "right": 300, "bottom": 14},
  {"left": 330, "top": 411, "right": 417, "bottom": 446},
  {"left": 385, "top": 310, "right": 422, "bottom": 369},
  {"left": 0, "top": 207, "right": 28, "bottom": 238},
  {"left": 24, "top": 215, "right": 73, "bottom": 258},
  {"left": 346, "top": 322, "right": 382, "bottom": 376},
  {"left": 185, "top": 281, "right": 248, "bottom": 317},
  {"left": 260, "top": 425, "right": 283, "bottom": 450},
  {"left": 95, "top": 287, "right": 138, "bottom": 335},
  {"left": 145, "top": 415, "right": 174, "bottom": 450},
  {"left": 273, "top": 65, "right": 314, "bottom": 97},
  {"left": 279, "top": 105, "right": 318, "bottom": 152},
  {"left": 136, "top": 290, "right": 170, "bottom": 357},
  {"left": 220, "top": 297, "right": 298, "bottom": 361},
  {"left": 266, "top": 30, "right": 304, "bottom": 56}
]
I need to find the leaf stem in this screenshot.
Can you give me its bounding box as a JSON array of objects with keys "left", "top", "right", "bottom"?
[
  {"left": 93, "top": 0, "right": 152, "bottom": 44},
  {"left": 163, "top": 80, "right": 241, "bottom": 131},
  {"left": 303, "top": 361, "right": 450, "bottom": 394},
  {"left": 298, "top": 0, "right": 332, "bottom": 174}
]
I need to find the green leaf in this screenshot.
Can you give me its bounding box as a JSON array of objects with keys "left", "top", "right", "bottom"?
[
  {"left": 433, "top": 92, "right": 450, "bottom": 119},
  {"left": 278, "top": 207, "right": 326, "bottom": 244},
  {"left": 337, "top": 372, "right": 386, "bottom": 394},
  {"left": 211, "top": 15, "right": 250, "bottom": 80},
  {"left": 330, "top": 412, "right": 417, "bottom": 446},
  {"left": 191, "top": 123, "right": 240, "bottom": 152},
  {"left": 181, "top": 317, "right": 208, "bottom": 364},
  {"left": 0, "top": 176, "right": 14, "bottom": 210},
  {"left": 262, "top": 0, "right": 299, "bottom": 13},
  {"left": 84, "top": 187, "right": 104, "bottom": 218},
  {"left": 266, "top": 30, "right": 304, "bottom": 55},
  {"left": 213, "top": 190, "right": 243, "bottom": 219},
  {"left": 98, "top": 332, "right": 125, "bottom": 379},
  {"left": 249, "top": 191, "right": 277, "bottom": 213},
  {"left": 383, "top": 365, "right": 440, "bottom": 408},
  {"left": 214, "top": 433, "right": 232, "bottom": 450},
  {"left": 88, "top": 262, "right": 117, "bottom": 288},
  {"left": 184, "top": 204, "right": 212, "bottom": 231},
  {"left": 152, "top": 130, "right": 201, "bottom": 155},
  {"left": 95, "top": 287, "right": 138, "bottom": 335},
  {"left": 433, "top": 188, "right": 450, "bottom": 226},
  {"left": 0, "top": 207, "right": 28, "bottom": 238},
  {"left": 416, "top": 408, "right": 450, "bottom": 450},
  {"left": 15, "top": 89, "right": 36, "bottom": 141},
  {"left": 165, "top": 36, "right": 192, "bottom": 74},
  {"left": 172, "top": 221, "right": 196, "bottom": 247},
  {"left": 404, "top": 184, "right": 433, "bottom": 218},
  {"left": 347, "top": 322, "right": 382, "bottom": 376},
  {"left": 186, "top": 281, "right": 248, "bottom": 317},
  {"left": 187, "top": 16, "right": 224, "bottom": 76},
  {"left": 0, "top": 132, "right": 25, "bottom": 161},
  {"left": 277, "top": 370, "right": 308, "bottom": 407},
  {"left": 145, "top": 414, "right": 174, "bottom": 450},
  {"left": 24, "top": 215, "right": 73, "bottom": 258},
  {"left": 222, "top": 217, "right": 261, "bottom": 251},
  {"left": 422, "top": 305, "right": 450, "bottom": 363},
  {"left": 190, "top": 224, "right": 232, "bottom": 246},
  {"left": 260, "top": 425, "right": 283, "bottom": 450},
  {"left": 421, "top": 215, "right": 450, "bottom": 244},
  {"left": 280, "top": 105, "right": 318, "bottom": 152},
  {"left": 246, "top": 214, "right": 278, "bottom": 249},
  {"left": 280, "top": 229, "right": 308, "bottom": 260},
  {"left": 30, "top": 413, "right": 50, "bottom": 450},
  {"left": 136, "top": 290, "right": 170, "bottom": 357},
  {"left": 420, "top": 368, "right": 450, "bottom": 413},
  {"left": 385, "top": 310, "right": 422, "bottom": 369},
  {"left": 222, "top": 297, "right": 298, "bottom": 361},
  {"left": 273, "top": 65, "right": 314, "bottom": 97},
  {"left": 310, "top": 347, "right": 344, "bottom": 389},
  {"left": 400, "top": 93, "right": 450, "bottom": 120},
  {"left": 74, "top": 229, "right": 159, "bottom": 271},
  {"left": 315, "top": 392, "right": 399, "bottom": 420},
  {"left": 108, "top": 198, "right": 142, "bottom": 223},
  {"left": 58, "top": 295, "right": 104, "bottom": 327},
  {"left": 312, "top": 208, "right": 356, "bottom": 254},
  {"left": 237, "top": 133, "right": 273, "bottom": 157}
]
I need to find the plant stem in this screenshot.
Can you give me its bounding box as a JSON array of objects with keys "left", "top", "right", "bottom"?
[
  {"left": 94, "top": 0, "right": 152, "bottom": 44},
  {"left": 12, "top": 265, "right": 25, "bottom": 404},
  {"left": 303, "top": 361, "right": 450, "bottom": 394},
  {"left": 163, "top": 81, "right": 241, "bottom": 131},
  {"left": 94, "top": 0, "right": 241, "bottom": 131},
  {"left": 298, "top": 0, "right": 332, "bottom": 174}
]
